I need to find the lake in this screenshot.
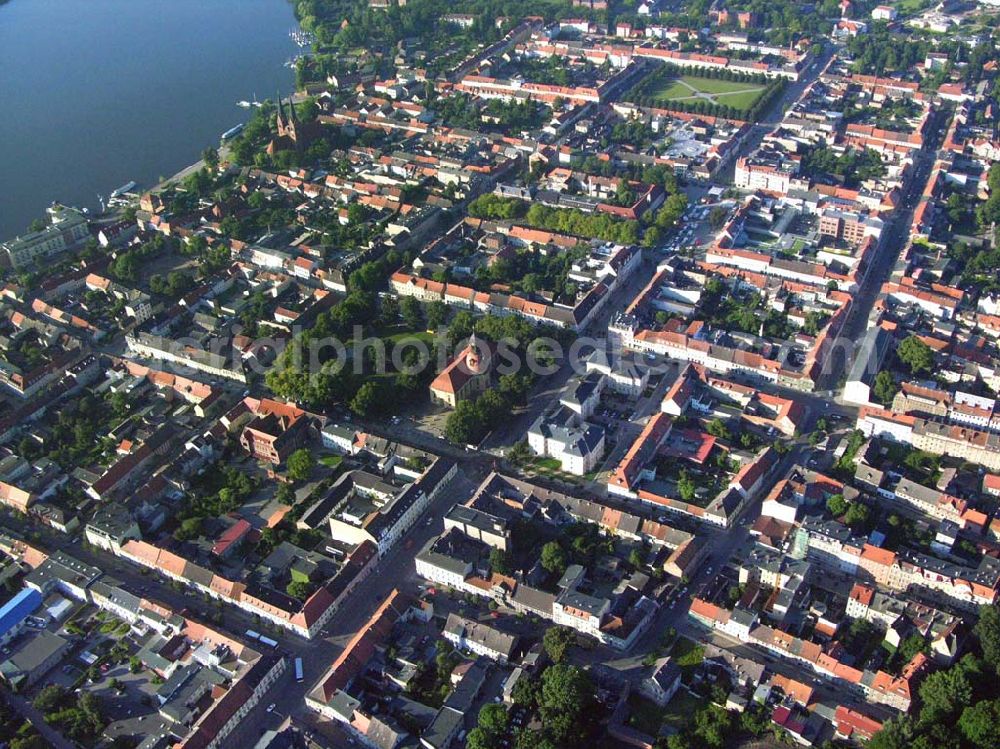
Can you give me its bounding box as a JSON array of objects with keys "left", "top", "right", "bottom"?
[{"left": 0, "top": 0, "right": 300, "bottom": 240}]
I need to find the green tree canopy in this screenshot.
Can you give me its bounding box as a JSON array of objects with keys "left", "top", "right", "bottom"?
[
  {"left": 918, "top": 667, "right": 972, "bottom": 724},
  {"left": 959, "top": 699, "right": 1000, "bottom": 748},
  {"left": 350, "top": 381, "right": 383, "bottom": 417},
  {"left": 539, "top": 664, "right": 595, "bottom": 745},
  {"left": 898, "top": 335, "right": 934, "bottom": 375},
  {"left": 843, "top": 501, "right": 871, "bottom": 529},
  {"left": 477, "top": 703, "right": 509, "bottom": 741},
  {"left": 826, "top": 493, "right": 848, "bottom": 517},
  {"left": 540, "top": 541, "right": 567, "bottom": 577},
  {"left": 975, "top": 603, "right": 1000, "bottom": 672},
  {"left": 873, "top": 370, "right": 898, "bottom": 405},
  {"left": 286, "top": 447, "right": 314, "bottom": 482},
  {"left": 542, "top": 626, "right": 575, "bottom": 664},
  {"left": 489, "top": 547, "right": 512, "bottom": 576}
]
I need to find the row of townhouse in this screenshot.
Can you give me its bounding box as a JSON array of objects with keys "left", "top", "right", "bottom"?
[
  {"left": 892, "top": 381, "right": 1000, "bottom": 434},
  {"left": 324, "top": 458, "right": 459, "bottom": 556},
  {"left": 84, "top": 273, "right": 154, "bottom": 323},
  {"left": 609, "top": 315, "right": 814, "bottom": 390},
  {"left": 0, "top": 339, "right": 85, "bottom": 399},
  {"left": 521, "top": 39, "right": 633, "bottom": 69},
  {"left": 882, "top": 279, "right": 963, "bottom": 320},
  {"left": 0, "top": 355, "right": 96, "bottom": 444},
  {"left": 391, "top": 242, "right": 640, "bottom": 331},
  {"left": 887, "top": 476, "right": 971, "bottom": 527},
  {"left": 178, "top": 653, "right": 286, "bottom": 749},
  {"left": 856, "top": 461, "right": 986, "bottom": 533},
  {"left": 455, "top": 75, "right": 602, "bottom": 105},
  {"left": 517, "top": 27, "right": 806, "bottom": 75},
  {"left": 415, "top": 474, "right": 665, "bottom": 650},
  {"left": 416, "top": 536, "right": 659, "bottom": 652},
  {"left": 108, "top": 537, "right": 378, "bottom": 639},
  {"left": 6, "top": 543, "right": 285, "bottom": 749},
  {"left": 857, "top": 406, "right": 1000, "bottom": 472},
  {"left": 440, "top": 470, "right": 708, "bottom": 578},
  {"left": 662, "top": 362, "right": 807, "bottom": 437},
  {"left": 304, "top": 589, "right": 492, "bottom": 749},
  {"left": 796, "top": 516, "right": 1000, "bottom": 610},
  {"left": 443, "top": 612, "right": 518, "bottom": 663},
  {"left": 704, "top": 246, "right": 855, "bottom": 292},
  {"left": 632, "top": 47, "right": 799, "bottom": 79},
  {"left": 126, "top": 332, "right": 248, "bottom": 383},
  {"left": 86, "top": 451, "right": 453, "bottom": 637},
  {"left": 27, "top": 297, "right": 108, "bottom": 340},
  {"left": 845, "top": 582, "right": 963, "bottom": 665},
  {"left": 689, "top": 598, "right": 928, "bottom": 711}
]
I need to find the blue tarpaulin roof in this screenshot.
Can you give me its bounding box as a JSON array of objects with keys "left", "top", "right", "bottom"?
[{"left": 0, "top": 588, "right": 43, "bottom": 637}]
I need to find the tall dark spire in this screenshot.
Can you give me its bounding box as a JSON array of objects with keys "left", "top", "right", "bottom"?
[{"left": 276, "top": 92, "right": 286, "bottom": 123}]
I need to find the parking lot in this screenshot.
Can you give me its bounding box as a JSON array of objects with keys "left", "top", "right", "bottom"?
[{"left": 658, "top": 199, "right": 737, "bottom": 258}]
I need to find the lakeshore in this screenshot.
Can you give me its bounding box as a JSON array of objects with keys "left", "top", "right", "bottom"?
[{"left": 0, "top": 0, "right": 299, "bottom": 241}]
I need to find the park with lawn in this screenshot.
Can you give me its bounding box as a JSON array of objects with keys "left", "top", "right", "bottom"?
[
  {"left": 627, "top": 63, "right": 786, "bottom": 121},
  {"left": 652, "top": 75, "right": 766, "bottom": 109}
]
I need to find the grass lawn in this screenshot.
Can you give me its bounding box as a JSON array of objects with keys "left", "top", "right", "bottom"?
[
  {"left": 640, "top": 72, "right": 767, "bottom": 112},
  {"left": 524, "top": 458, "right": 586, "bottom": 487},
  {"left": 650, "top": 75, "right": 765, "bottom": 109},
  {"left": 676, "top": 76, "right": 759, "bottom": 95},
  {"left": 382, "top": 328, "right": 436, "bottom": 347},
  {"left": 319, "top": 455, "right": 343, "bottom": 469},
  {"left": 533, "top": 457, "right": 563, "bottom": 471},
  {"left": 655, "top": 80, "right": 702, "bottom": 101},
  {"left": 714, "top": 89, "right": 767, "bottom": 110},
  {"left": 896, "top": 0, "right": 933, "bottom": 14},
  {"left": 661, "top": 689, "right": 704, "bottom": 728},
  {"left": 671, "top": 638, "right": 705, "bottom": 669}
]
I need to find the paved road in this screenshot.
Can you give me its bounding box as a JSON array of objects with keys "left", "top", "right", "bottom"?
[
  {"left": 715, "top": 44, "right": 837, "bottom": 186},
  {"left": 481, "top": 254, "right": 666, "bottom": 451},
  {"left": 816, "top": 105, "right": 952, "bottom": 392}
]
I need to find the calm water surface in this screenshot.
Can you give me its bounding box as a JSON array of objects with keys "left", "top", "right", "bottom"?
[{"left": 0, "top": 0, "right": 299, "bottom": 240}]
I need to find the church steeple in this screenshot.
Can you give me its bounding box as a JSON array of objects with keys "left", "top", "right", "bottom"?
[
  {"left": 465, "top": 334, "right": 485, "bottom": 374},
  {"left": 275, "top": 94, "right": 297, "bottom": 142}
]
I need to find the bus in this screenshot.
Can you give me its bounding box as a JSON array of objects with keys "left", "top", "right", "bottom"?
[
  {"left": 259, "top": 635, "right": 279, "bottom": 649},
  {"left": 245, "top": 630, "right": 261, "bottom": 640},
  {"left": 294, "top": 657, "right": 304, "bottom": 683}
]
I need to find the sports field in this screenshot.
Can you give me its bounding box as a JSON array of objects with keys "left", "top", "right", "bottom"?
[{"left": 645, "top": 74, "right": 767, "bottom": 111}]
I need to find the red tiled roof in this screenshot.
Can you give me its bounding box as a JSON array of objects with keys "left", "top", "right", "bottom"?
[
  {"left": 315, "top": 589, "right": 407, "bottom": 703},
  {"left": 211, "top": 519, "right": 252, "bottom": 557},
  {"left": 835, "top": 706, "right": 883, "bottom": 740}
]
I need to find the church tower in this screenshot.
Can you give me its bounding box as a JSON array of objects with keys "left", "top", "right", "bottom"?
[
  {"left": 465, "top": 333, "right": 486, "bottom": 374},
  {"left": 275, "top": 95, "right": 298, "bottom": 143}
]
